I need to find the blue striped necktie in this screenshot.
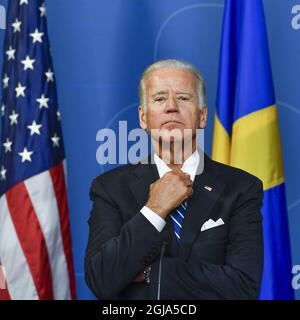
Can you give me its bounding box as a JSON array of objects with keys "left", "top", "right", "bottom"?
[{"left": 170, "top": 202, "right": 187, "bottom": 242}]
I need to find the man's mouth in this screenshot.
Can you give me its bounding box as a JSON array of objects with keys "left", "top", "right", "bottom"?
[{"left": 162, "top": 120, "right": 183, "bottom": 126}]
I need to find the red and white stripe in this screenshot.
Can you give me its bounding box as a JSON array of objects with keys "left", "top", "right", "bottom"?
[
  {"left": 0, "top": 263, "right": 11, "bottom": 299},
  {"left": 0, "top": 161, "right": 76, "bottom": 300}
]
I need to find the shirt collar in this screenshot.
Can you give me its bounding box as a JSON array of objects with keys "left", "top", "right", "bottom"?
[{"left": 153, "top": 150, "right": 200, "bottom": 182}]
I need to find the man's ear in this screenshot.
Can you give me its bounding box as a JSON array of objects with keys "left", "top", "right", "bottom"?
[
  {"left": 199, "top": 105, "right": 208, "bottom": 129},
  {"left": 138, "top": 105, "right": 148, "bottom": 130}
]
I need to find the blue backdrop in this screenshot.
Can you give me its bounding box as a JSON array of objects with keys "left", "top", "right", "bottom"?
[{"left": 0, "top": 0, "right": 299, "bottom": 299}]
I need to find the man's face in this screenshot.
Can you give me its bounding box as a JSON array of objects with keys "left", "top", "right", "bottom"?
[{"left": 139, "top": 68, "right": 207, "bottom": 144}]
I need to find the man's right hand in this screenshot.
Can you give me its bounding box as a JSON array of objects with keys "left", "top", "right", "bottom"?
[{"left": 145, "top": 170, "right": 193, "bottom": 219}]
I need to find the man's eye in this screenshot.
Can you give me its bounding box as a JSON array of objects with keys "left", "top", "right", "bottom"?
[
  {"left": 155, "top": 97, "right": 166, "bottom": 102},
  {"left": 178, "top": 96, "right": 190, "bottom": 101}
]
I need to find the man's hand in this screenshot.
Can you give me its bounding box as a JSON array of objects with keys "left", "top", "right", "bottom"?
[{"left": 146, "top": 171, "right": 193, "bottom": 219}]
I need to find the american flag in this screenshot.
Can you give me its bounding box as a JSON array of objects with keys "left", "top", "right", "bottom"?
[{"left": 0, "top": 0, "right": 76, "bottom": 299}]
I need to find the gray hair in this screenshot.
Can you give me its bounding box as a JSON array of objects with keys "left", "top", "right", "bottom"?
[{"left": 138, "top": 59, "right": 206, "bottom": 111}]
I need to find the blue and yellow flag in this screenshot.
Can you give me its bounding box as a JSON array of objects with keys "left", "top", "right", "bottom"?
[{"left": 212, "top": 0, "right": 294, "bottom": 299}]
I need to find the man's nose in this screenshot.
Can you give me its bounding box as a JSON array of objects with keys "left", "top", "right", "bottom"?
[{"left": 165, "top": 95, "right": 179, "bottom": 112}]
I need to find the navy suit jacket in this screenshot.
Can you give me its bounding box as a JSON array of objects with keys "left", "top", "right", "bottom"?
[{"left": 84, "top": 154, "right": 264, "bottom": 299}]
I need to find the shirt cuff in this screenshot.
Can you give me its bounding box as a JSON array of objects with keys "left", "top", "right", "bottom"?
[{"left": 140, "top": 206, "right": 166, "bottom": 232}]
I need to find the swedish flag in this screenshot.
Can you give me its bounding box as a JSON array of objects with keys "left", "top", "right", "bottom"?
[{"left": 212, "top": 0, "right": 294, "bottom": 299}]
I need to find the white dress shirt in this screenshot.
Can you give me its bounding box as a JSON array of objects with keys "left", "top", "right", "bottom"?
[{"left": 140, "top": 150, "right": 200, "bottom": 231}]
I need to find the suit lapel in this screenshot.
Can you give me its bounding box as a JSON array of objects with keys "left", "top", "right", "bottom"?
[
  {"left": 128, "top": 162, "right": 159, "bottom": 209},
  {"left": 179, "top": 156, "right": 225, "bottom": 260}
]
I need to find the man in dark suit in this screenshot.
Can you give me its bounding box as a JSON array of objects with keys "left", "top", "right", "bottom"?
[{"left": 84, "top": 59, "right": 264, "bottom": 300}]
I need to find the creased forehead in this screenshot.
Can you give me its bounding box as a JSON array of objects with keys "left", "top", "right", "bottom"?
[{"left": 145, "top": 68, "right": 198, "bottom": 93}]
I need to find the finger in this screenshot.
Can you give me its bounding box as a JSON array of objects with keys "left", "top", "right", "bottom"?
[
  {"left": 182, "top": 175, "right": 193, "bottom": 184},
  {"left": 180, "top": 175, "right": 192, "bottom": 184},
  {"left": 181, "top": 171, "right": 190, "bottom": 178},
  {"left": 187, "top": 186, "right": 193, "bottom": 197},
  {"left": 171, "top": 170, "right": 183, "bottom": 180},
  {"left": 185, "top": 179, "right": 193, "bottom": 187},
  {"left": 168, "top": 170, "right": 191, "bottom": 184}
]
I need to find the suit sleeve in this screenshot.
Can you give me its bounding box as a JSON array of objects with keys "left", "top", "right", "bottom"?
[
  {"left": 84, "top": 177, "right": 163, "bottom": 299},
  {"left": 149, "top": 178, "right": 264, "bottom": 300}
]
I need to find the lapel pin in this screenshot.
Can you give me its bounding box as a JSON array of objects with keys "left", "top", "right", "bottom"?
[{"left": 204, "top": 185, "right": 213, "bottom": 192}]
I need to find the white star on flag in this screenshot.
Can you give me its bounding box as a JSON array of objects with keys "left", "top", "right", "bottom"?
[
  {"left": 18, "top": 147, "right": 34, "bottom": 163},
  {"left": 9, "top": 110, "right": 19, "bottom": 125},
  {"left": 1, "top": 104, "right": 5, "bottom": 116},
  {"left": 6, "top": 46, "right": 15, "bottom": 60},
  {"left": 19, "top": 0, "right": 28, "bottom": 5},
  {"left": 0, "top": 166, "right": 7, "bottom": 180},
  {"left": 51, "top": 133, "right": 60, "bottom": 147},
  {"left": 29, "top": 28, "right": 44, "bottom": 44},
  {"left": 15, "top": 82, "right": 26, "bottom": 98},
  {"left": 36, "top": 94, "right": 49, "bottom": 108},
  {"left": 12, "top": 18, "right": 22, "bottom": 33},
  {"left": 39, "top": 3, "right": 46, "bottom": 17},
  {"left": 21, "top": 55, "right": 36, "bottom": 71},
  {"left": 45, "top": 68, "right": 54, "bottom": 82},
  {"left": 3, "top": 138, "right": 13, "bottom": 153},
  {"left": 3, "top": 74, "right": 9, "bottom": 88},
  {"left": 56, "top": 111, "right": 61, "bottom": 121},
  {"left": 27, "top": 121, "right": 42, "bottom": 136}
]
